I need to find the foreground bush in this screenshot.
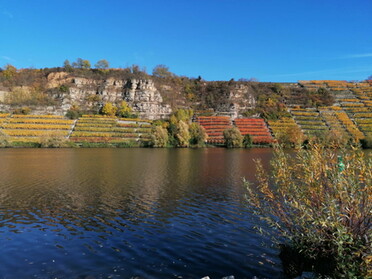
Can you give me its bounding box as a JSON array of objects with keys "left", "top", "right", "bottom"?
[{"left": 245, "top": 143, "right": 371, "bottom": 278}]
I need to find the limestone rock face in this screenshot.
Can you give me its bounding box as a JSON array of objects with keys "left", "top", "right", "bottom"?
[
  {"left": 216, "top": 84, "right": 256, "bottom": 119},
  {"left": 47, "top": 72, "right": 72, "bottom": 89},
  {"left": 54, "top": 77, "right": 256, "bottom": 120},
  {"left": 1, "top": 72, "right": 259, "bottom": 119},
  {"left": 123, "top": 80, "right": 171, "bottom": 119},
  {"left": 55, "top": 77, "right": 172, "bottom": 119},
  {"left": 0, "top": 90, "right": 6, "bottom": 102}
]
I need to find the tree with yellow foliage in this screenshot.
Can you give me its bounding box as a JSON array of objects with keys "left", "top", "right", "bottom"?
[
  {"left": 117, "top": 101, "right": 133, "bottom": 118},
  {"left": 101, "top": 102, "right": 117, "bottom": 116}
]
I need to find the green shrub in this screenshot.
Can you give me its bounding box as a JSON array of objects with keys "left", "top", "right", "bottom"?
[
  {"left": 13, "top": 106, "right": 31, "bottom": 115},
  {"left": 274, "top": 125, "right": 305, "bottom": 147},
  {"left": 243, "top": 134, "right": 253, "bottom": 148},
  {"left": 65, "top": 109, "right": 82, "bottom": 119},
  {"left": 10, "top": 141, "right": 41, "bottom": 148},
  {"left": 150, "top": 126, "right": 169, "bottom": 147},
  {"left": 223, "top": 127, "right": 243, "bottom": 148},
  {"left": 245, "top": 143, "right": 372, "bottom": 278},
  {"left": 0, "top": 133, "right": 9, "bottom": 147},
  {"left": 114, "top": 141, "right": 138, "bottom": 148},
  {"left": 176, "top": 120, "right": 190, "bottom": 147},
  {"left": 59, "top": 85, "right": 69, "bottom": 92},
  {"left": 189, "top": 122, "right": 207, "bottom": 147},
  {"left": 171, "top": 109, "right": 194, "bottom": 123},
  {"left": 40, "top": 134, "right": 69, "bottom": 148}
]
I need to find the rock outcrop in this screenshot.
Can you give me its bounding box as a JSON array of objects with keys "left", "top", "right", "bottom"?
[
  {"left": 56, "top": 76, "right": 172, "bottom": 119},
  {"left": 215, "top": 83, "right": 256, "bottom": 118},
  {"left": 2, "top": 71, "right": 321, "bottom": 120},
  {"left": 123, "top": 79, "right": 171, "bottom": 119},
  {"left": 46, "top": 72, "right": 72, "bottom": 88}
]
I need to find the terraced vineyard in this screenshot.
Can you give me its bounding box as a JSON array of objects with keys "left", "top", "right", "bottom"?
[
  {"left": 267, "top": 117, "right": 302, "bottom": 142},
  {"left": 1, "top": 80, "right": 372, "bottom": 146},
  {"left": 289, "top": 108, "right": 328, "bottom": 138},
  {"left": 195, "top": 116, "right": 232, "bottom": 144},
  {"left": 335, "top": 111, "right": 365, "bottom": 140},
  {"left": 0, "top": 113, "right": 10, "bottom": 125},
  {"left": 298, "top": 80, "right": 372, "bottom": 139},
  {"left": 234, "top": 118, "right": 274, "bottom": 144},
  {"left": 318, "top": 107, "right": 350, "bottom": 139},
  {"left": 338, "top": 86, "right": 372, "bottom": 139},
  {"left": 69, "top": 115, "right": 152, "bottom": 144},
  {"left": 0, "top": 114, "right": 74, "bottom": 143}
]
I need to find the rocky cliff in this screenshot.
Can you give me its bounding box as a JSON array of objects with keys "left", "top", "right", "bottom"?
[
  {"left": 37, "top": 72, "right": 259, "bottom": 119},
  {"left": 47, "top": 74, "right": 172, "bottom": 119},
  {"left": 0, "top": 69, "right": 342, "bottom": 120}
]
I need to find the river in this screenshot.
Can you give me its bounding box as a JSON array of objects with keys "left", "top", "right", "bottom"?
[{"left": 0, "top": 148, "right": 285, "bottom": 279}]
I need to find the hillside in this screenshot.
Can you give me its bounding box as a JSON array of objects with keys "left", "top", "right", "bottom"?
[
  {"left": 0, "top": 67, "right": 338, "bottom": 118},
  {"left": 0, "top": 67, "right": 371, "bottom": 146}
]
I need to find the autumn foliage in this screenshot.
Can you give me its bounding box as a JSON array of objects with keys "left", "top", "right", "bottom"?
[{"left": 245, "top": 143, "right": 372, "bottom": 277}]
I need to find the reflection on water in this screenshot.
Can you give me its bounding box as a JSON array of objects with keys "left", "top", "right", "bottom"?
[{"left": 0, "top": 148, "right": 284, "bottom": 278}]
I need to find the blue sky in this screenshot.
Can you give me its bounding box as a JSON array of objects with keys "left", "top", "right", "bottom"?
[{"left": 0, "top": 0, "right": 371, "bottom": 82}]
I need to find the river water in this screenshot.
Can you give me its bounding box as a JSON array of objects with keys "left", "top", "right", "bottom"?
[{"left": 0, "top": 148, "right": 285, "bottom": 279}]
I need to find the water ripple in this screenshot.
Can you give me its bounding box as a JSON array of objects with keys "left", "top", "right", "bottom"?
[{"left": 0, "top": 148, "right": 283, "bottom": 278}]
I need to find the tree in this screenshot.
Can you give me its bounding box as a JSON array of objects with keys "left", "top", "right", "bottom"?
[
  {"left": 238, "top": 77, "right": 259, "bottom": 82},
  {"left": 63, "top": 60, "right": 73, "bottom": 72},
  {"left": 2, "top": 64, "right": 17, "bottom": 79},
  {"left": 72, "top": 58, "right": 91, "bottom": 69},
  {"left": 101, "top": 102, "right": 117, "bottom": 116},
  {"left": 72, "top": 58, "right": 81, "bottom": 68},
  {"left": 150, "top": 126, "right": 169, "bottom": 147},
  {"left": 169, "top": 114, "right": 178, "bottom": 125},
  {"left": 189, "top": 122, "right": 207, "bottom": 146},
  {"left": 95, "top": 59, "right": 110, "bottom": 70},
  {"left": 81, "top": 59, "right": 91, "bottom": 69},
  {"left": 130, "top": 64, "right": 141, "bottom": 74},
  {"left": 248, "top": 77, "right": 259, "bottom": 82},
  {"left": 172, "top": 109, "right": 194, "bottom": 123},
  {"left": 152, "top": 64, "right": 173, "bottom": 78},
  {"left": 117, "top": 101, "right": 133, "bottom": 118},
  {"left": 65, "top": 104, "right": 82, "bottom": 119},
  {"left": 223, "top": 127, "right": 243, "bottom": 148},
  {"left": 274, "top": 125, "right": 304, "bottom": 147},
  {"left": 175, "top": 120, "right": 190, "bottom": 147},
  {"left": 243, "top": 134, "right": 253, "bottom": 148}
]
